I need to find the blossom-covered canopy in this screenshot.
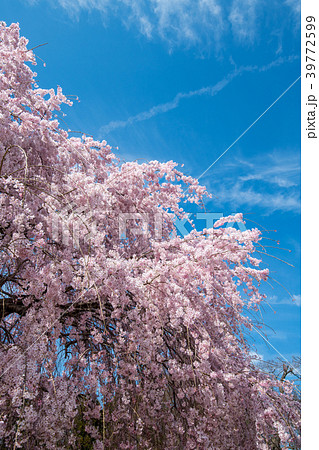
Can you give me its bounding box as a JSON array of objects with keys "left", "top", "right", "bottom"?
[{"left": 0, "top": 23, "right": 300, "bottom": 449}]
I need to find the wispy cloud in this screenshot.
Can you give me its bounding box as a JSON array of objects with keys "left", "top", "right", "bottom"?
[
  {"left": 26, "top": 0, "right": 300, "bottom": 49},
  {"left": 100, "top": 56, "right": 298, "bottom": 134},
  {"left": 216, "top": 185, "right": 300, "bottom": 213},
  {"left": 238, "top": 153, "right": 300, "bottom": 188},
  {"left": 228, "top": 0, "right": 258, "bottom": 42},
  {"left": 285, "top": 0, "right": 301, "bottom": 14},
  {"left": 206, "top": 151, "right": 301, "bottom": 214},
  {"left": 268, "top": 294, "right": 301, "bottom": 306}
]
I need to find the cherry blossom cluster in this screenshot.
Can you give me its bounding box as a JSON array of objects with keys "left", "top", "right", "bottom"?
[{"left": 0, "top": 22, "right": 300, "bottom": 449}]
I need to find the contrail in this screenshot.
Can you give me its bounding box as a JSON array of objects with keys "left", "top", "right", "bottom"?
[
  {"left": 195, "top": 75, "right": 301, "bottom": 182},
  {"left": 100, "top": 55, "right": 298, "bottom": 134}
]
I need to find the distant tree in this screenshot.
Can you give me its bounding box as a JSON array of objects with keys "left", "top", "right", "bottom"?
[
  {"left": 257, "top": 357, "right": 301, "bottom": 449},
  {"left": 0, "top": 22, "right": 300, "bottom": 449},
  {"left": 259, "top": 356, "right": 300, "bottom": 384}
]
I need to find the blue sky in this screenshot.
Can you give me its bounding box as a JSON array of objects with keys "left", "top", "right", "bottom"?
[{"left": 2, "top": 0, "right": 301, "bottom": 366}]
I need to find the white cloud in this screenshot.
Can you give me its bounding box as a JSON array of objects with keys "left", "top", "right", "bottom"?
[
  {"left": 27, "top": 0, "right": 300, "bottom": 48},
  {"left": 150, "top": 0, "right": 223, "bottom": 46},
  {"left": 293, "top": 294, "right": 301, "bottom": 306},
  {"left": 268, "top": 294, "right": 301, "bottom": 306},
  {"left": 206, "top": 151, "right": 301, "bottom": 214},
  {"left": 238, "top": 153, "right": 300, "bottom": 188},
  {"left": 228, "top": 0, "right": 258, "bottom": 41},
  {"left": 269, "top": 330, "right": 288, "bottom": 341},
  {"left": 214, "top": 185, "right": 300, "bottom": 213},
  {"left": 285, "top": 0, "right": 300, "bottom": 14}
]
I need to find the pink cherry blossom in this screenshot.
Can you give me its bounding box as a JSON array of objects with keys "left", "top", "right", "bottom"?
[{"left": 0, "top": 22, "right": 300, "bottom": 449}]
